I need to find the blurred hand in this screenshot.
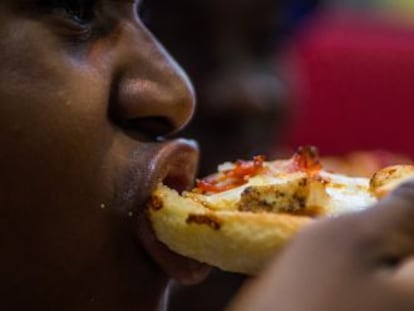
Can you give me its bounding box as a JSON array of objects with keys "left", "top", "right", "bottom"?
[{"left": 228, "top": 180, "right": 414, "bottom": 311}]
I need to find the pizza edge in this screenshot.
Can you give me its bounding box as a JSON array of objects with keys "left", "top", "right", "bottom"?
[{"left": 148, "top": 184, "right": 313, "bottom": 275}]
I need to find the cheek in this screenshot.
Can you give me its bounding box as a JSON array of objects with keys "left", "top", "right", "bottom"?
[
  {"left": 0, "top": 27, "right": 125, "bottom": 272},
  {"left": 0, "top": 20, "right": 113, "bottom": 184},
  {"left": 0, "top": 53, "right": 113, "bottom": 193}
]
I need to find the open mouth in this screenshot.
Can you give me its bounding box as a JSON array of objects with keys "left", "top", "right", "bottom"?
[
  {"left": 132, "top": 138, "right": 210, "bottom": 284},
  {"left": 160, "top": 150, "right": 199, "bottom": 194},
  {"left": 147, "top": 138, "right": 199, "bottom": 195},
  {"left": 119, "top": 138, "right": 199, "bottom": 214}
]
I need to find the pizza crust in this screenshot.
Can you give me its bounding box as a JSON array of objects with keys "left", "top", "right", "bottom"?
[{"left": 148, "top": 184, "right": 311, "bottom": 275}]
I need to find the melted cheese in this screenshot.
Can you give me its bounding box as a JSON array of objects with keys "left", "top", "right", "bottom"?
[
  {"left": 185, "top": 170, "right": 377, "bottom": 217},
  {"left": 319, "top": 172, "right": 377, "bottom": 216}
]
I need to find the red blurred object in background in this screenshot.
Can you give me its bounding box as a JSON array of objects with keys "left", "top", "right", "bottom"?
[{"left": 286, "top": 10, "right": 414, "bottom": 159}]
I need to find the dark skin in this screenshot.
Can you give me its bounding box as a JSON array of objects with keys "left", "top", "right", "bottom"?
[{"left": 0, "top": 0, "right": 209, "bottom": 310}]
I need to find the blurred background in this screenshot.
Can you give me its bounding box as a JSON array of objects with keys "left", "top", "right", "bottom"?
[
  {"left": 286, "top": 0, "right": 414, "bottom": 168},
  {"left": 140, "top": 0, "right": 414, "bottom": 309}
]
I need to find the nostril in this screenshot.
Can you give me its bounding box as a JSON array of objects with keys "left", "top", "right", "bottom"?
[{"left": 121, "top": 117, "right": 175, "bottom": 139}]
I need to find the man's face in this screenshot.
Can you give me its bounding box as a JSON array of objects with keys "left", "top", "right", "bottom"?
[{"left": 0, "top": 1, "right": 206, "bottom": 308}]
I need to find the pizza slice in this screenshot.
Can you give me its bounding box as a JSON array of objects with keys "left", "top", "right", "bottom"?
[{"left": 147, "top": 146, "right": 414, "bottom": 275}]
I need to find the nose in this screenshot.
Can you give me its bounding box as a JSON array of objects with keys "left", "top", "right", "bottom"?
[{"left": 110, "top": 21, "right": 195, "bottom": 138}]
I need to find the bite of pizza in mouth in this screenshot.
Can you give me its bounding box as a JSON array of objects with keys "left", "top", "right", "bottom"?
[{"left": 147, "top": 146, "right": 414, "bottom": 275}]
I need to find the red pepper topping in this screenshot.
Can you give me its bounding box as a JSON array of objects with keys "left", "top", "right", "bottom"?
[
  {"left": 194, "top": 147, "right": 322, "bottom": 194},
  {"left": 195, "top": 179, "right": 245, "bottom": 193},
  {"left": 195, "top": 155, "right": 265, "bottom": 194},
  {"left": 290, "top": 146, "right": 322, "bottom": 174},
  {"left": 228, "top": 155, "right": 265, "bottom": 179}
]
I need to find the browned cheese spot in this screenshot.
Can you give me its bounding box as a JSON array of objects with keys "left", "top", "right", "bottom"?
[
  {"left": 388, "top": 168, "right": 397, "bottom": 175},
  {"left": 148, "top": 195, "right": 163, "bottom": 211},
  {"left": 292, "top": 193, "right": 306, "bottom": 209},
  {"left": 186, "top": 214, "right": 222, "bottom": 230},
  {"left": 298, "top": 178, "right": 308, "bottom": 187}
]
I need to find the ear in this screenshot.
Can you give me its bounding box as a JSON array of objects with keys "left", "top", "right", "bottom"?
[{"left": 137, "top": 211, "right": 211, "bottom": 285}]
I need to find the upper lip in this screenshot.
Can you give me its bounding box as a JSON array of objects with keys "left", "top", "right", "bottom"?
[
  {"left": 145, "top": 138, "right": 199, "bottom": 193},
  {"left": 122, "top": 138, "right": 199, "bottom": 214}
]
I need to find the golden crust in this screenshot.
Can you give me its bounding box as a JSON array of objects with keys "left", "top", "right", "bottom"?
[{"left": 148, "top": 184, "right": 311, "bottom": 275}]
